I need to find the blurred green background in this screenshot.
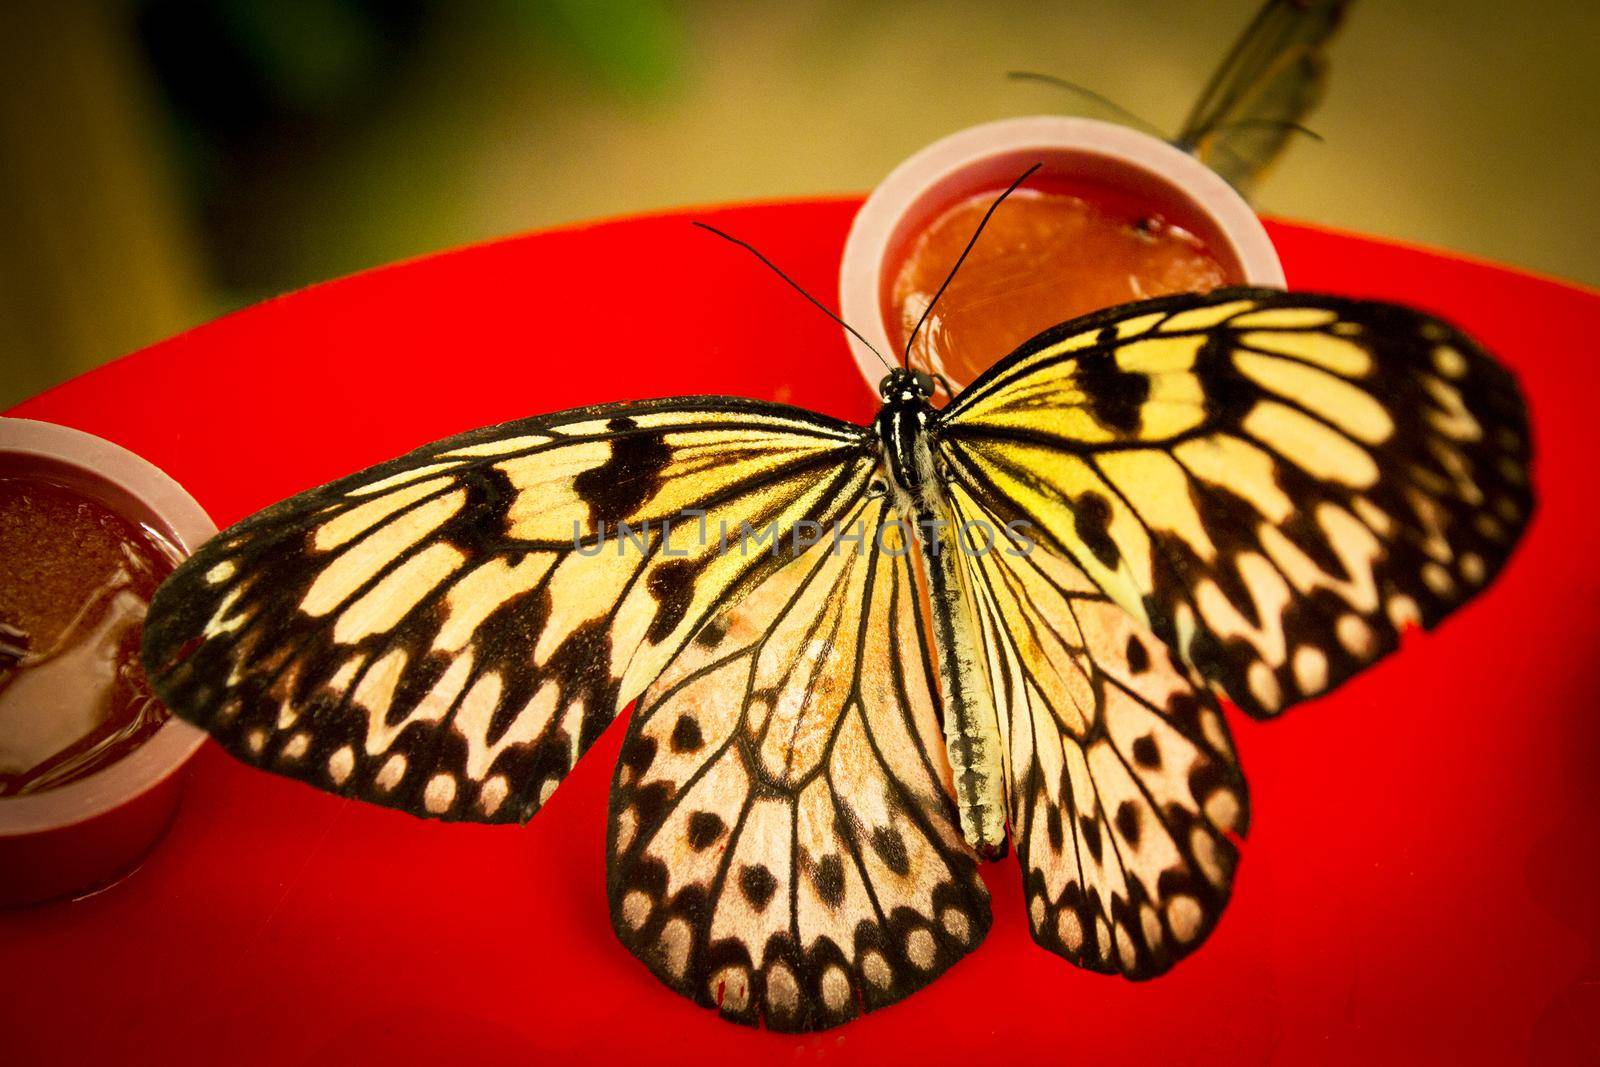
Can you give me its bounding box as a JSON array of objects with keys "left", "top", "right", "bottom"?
[{"left": 2, "top": 0, "right": 1596, "bottom": 410}]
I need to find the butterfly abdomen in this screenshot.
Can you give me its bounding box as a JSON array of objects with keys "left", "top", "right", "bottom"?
[{"left": 875, "top": 379, "right": 1009, "bottom": 857}]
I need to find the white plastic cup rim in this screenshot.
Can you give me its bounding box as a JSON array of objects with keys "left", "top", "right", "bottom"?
[
  {"left": 0, "top": 417, "right": 213, "bottom": 835},
  {"left": 838, "top": 115, "right": 1286, "bottom": 394}
]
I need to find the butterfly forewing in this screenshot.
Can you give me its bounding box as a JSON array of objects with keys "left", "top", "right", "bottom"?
[
  {"left": 939, "top": 290, "right": 1532, "bottom": 719},
  {"left": 608, "top": 493, "right": 991, "bottom": 1031},
  {"left": 946, "top": 482, "right": 1246, "bottom": 977},
  {"left": 142, "top": 398, "right": 873, "bottom": 822}
]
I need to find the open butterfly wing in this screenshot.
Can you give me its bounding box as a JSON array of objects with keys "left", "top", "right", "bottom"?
[
  {"left": 945, "top": 482, "right": 1246, "bottom": 977},
  {"left": 608, "top": 493, "right": 990, "bottom": 1030},
  {"left": 140, "top": 282, "right": 1534, "bottom": 1029},
  {"left": 142, "top": 398, "right": 873, "bottom": 822},
  {"left": 938, "top": 289, "right": 1532, "bottom": 720},
  {"left": 1175, "top": 0, "right": 1351, "bottom": 197}
]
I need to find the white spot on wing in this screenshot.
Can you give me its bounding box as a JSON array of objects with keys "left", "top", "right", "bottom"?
[
  {"left": 622, "top": 890, "right": 652, "bottom": 930},
  {"left": 1057, "top": 909, "right": 1084, "bottom": 952},
  {"left": 328, "top": 746, "right": 355, "bottom": 785},
  {"left": 1166, "top": 895, "right": 1202, "bottom": 943},
  {"left": 479, "top": 775, "right": 509, "bottom": 816},
  {"left": 861, "top": 951, "right": 891, "bottom": 989},
  {"left": 375, "top": 753, "right": 407, "bottom": 791},
  {"left": 1292, "top": 645, "right": 1328, "bottom": 694},
  {"left": 905, "top": 928, "right": 936, "bottom": 970},
  {"left": 659, "top": 918, "right": 692, "bottom": 980},
  {"left": 711, "top": 966, "right": 749, "bottom": 1012},
  {"left": 820, "top": 966, "right": 851, "bottom": 1012},
  {"left": 424, "top": 773, "right": 457, "bottom": 814},
  {"left": 765, "top": 963, "right": 799, "bottom": 1013}
]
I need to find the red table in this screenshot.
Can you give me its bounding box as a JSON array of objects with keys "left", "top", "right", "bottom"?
[{"left": 4, "top": 200, "right": 1598, "bottom": 1065}]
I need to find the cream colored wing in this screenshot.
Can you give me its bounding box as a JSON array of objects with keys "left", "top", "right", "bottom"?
[
  {"left": 142, "top": 397, "right": 873, "bottom": 822},
  {"left": 607, "top": 493, "right": 990, "bottom": 1031},
  {"left": 939, "top": 289, "right": 1531, "bottom": 718},
  {"left": 948, "top": 483, "right": 1247, "bottom": 978}
]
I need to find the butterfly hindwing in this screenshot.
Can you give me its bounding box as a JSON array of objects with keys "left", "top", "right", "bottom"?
[
  {"left": 141, "top": 398, "right": 873, "bottom": 822},
  {"left": 608, "top": 492, "right": 990, "bottom": 1031},
  {"left": 939, "top": 289, "right": 1532, "bottom": 719},
  {"left": 947, "top": 483, "right": 1246, "bottom": 978}
]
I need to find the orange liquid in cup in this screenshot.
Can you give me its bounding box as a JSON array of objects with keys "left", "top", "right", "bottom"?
[
  {"left": 888, "top": 188, "right": 1231, "bottom": 388},
  {"left": 0, "top": 475, "right": 178, "bottom": 796}
]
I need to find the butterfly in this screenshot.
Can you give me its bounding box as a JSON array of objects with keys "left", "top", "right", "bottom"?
[
  {"left": 1013, "top": 0, "right": 1351, "bottom": 198},
  {"left": 1176, "top": 0, "right": 1353, "bottom": 197},
  {"left": 141, "top": 212, "right": 1529, "bottom": 1032}
]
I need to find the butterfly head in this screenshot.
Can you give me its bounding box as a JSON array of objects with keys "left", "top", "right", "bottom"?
[{"left": 879, "top": 368, "right": 935, "bottom": 405}]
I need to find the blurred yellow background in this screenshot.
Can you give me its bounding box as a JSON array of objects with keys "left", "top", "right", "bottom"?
[{"left": 2, "top": 0, "right": 1596, "bottom": 410}]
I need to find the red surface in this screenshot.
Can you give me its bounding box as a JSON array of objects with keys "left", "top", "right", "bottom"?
[{"left": 4, "top": 200, "right": 1598, "bottom": 1065}]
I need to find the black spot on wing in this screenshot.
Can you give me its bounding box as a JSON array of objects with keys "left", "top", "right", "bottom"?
[
  {"left": 1045, "top": 805, "right": 1065, "bottom": 849},
  {"left": 1073, "top": 492, "right": 1121, "bottom": 570},
  {"left": 1125, "top": 634, "right": 1150, "bottom": 674},
  {"left": 1082, "top": 358, "right": 1152, "bottom": 435},
  {"left": 1114, "top": 801, "right": 1141, "bottom": 846},
  {"left": 1194, "top": 330, "right": 1255, "bottom": 424},
  {"left": 436, "top": 463, "right": 517, "bottom": 554},
  {"left": 813, "top": 853, "right": 846, "bottom": 907},
  {"left": 693, "top": 615, "right": 729, "bottom": 647},
  {"left": 1079, "top": 817, "right": 1104, "bottom": 862},
  {"left": 621, "top": 734, "right": 657, "bottom": 776},
  {"left": 669, "top": 714, "right": 704, "bottom": 752},
  {"left": 646, "top": 557, "right": 700, "bottom": 644},
  {"left": 869, "top": 825, "right": 911, "bottom": 877},
  {"left": 687, "top": 811, "right": 728, "bottom": 850},
  {"left": 574, "top": 426, "right": 673, "bottom": 526},
  {"left": 738, "top": 863, "right": 778, "bottom": 911}
]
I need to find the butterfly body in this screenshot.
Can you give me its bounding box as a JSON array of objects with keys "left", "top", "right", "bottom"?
[
  {"left": 142, "top": 287, "right": 1530, "bottom": 1032},
  {"left": 874, "top": 367, "right": 1010, "bottom": 857}
]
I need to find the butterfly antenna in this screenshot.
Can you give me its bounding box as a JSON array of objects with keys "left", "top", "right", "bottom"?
[
  {"left": 1007, "top": 71, "right": 1166, "bottom": 138},
  {"left": 1204, "top": 118, "right": 1324, "bottom": 142},
  {"left": 691, "top": 221, "right": 895, "bottom": 375},
  {"left": 902, "top": 162, "right": 1041, "bottom": 369}
]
